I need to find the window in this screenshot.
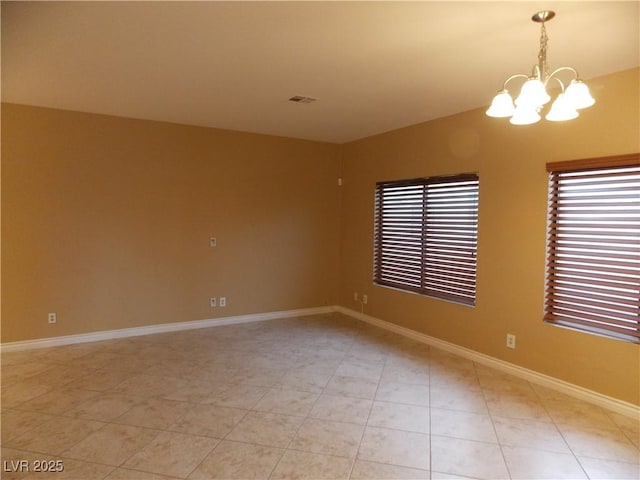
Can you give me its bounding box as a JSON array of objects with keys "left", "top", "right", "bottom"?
[
  {"left": 374, "top": 173, "right": 479, "bottom": 306},
  {"left": 545, "top": 154, "right": 640, "bottom": 343}
]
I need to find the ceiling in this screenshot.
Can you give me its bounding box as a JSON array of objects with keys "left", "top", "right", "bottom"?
[{"left": 2, "top": 1, "right": 638, "bottom": 144}]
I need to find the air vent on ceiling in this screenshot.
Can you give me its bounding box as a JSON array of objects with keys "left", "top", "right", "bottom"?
[{"left": 288, "top": 95, "right": 317, "bottom": 104}]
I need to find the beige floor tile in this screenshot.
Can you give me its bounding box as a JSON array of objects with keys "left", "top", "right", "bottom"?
[
  {"left": 430, "top": 472, "right": 479, "bottom": 479},
  {"left": 335, "top": 358, "right": 384, "bottom": 381},
  {"left": 142, "top": 361, "right": 199, "bottom": 379},
  {"left": 2, "top": 361, "right": 53, "bottom": 382},
  {"left": 73, "top": 369, "right": 135, "bottom": 392},
  {"left": 368, "top": 401, "right": 429, "bottom": 434},
  {"left": 324, "top": 375, "right": 379, "bottom": 399},
  {"left": 375, "top": 381, "right": 429, "bottom": 406},
  {"left": 19, "top": 388, "right": 98, "bottom": 415},
  {"left": 380, "top": 365, "right": 429, "bottom": 385},
  {"left": 289, "top": 418, "right": 364, "bottom": 458},
  {"left": 429, "top": 367, "right": 481, "bottom": 390},
  {"left": 358, "top": 426, "right": 429, "bottom": 470},
  {"left": 502, "top": 445, "right": 588, "bottom": 479},
  {"left": 475, "top": 366, "right": 533, "bottom": 392},
  {"left": 483, "top": 388, "right": 552, "bottom": 422},
  {"left": 430, "top": 385, "right": 488, "bottom": 414},
  {"left": 202, "top": 383, "right": 269, "bottom": 409},
  {"left": 226, "top": 411, "right": 304, "bottom": 447},
  {"left": 296, "top": 352, "right": 343, "bottom": 371},
  {"left": 2, "top": 349, "right": 43, "bottom": 366},
  {"left": 104, "top": 357, "right": 158, "bottom": 375},
  {"left": 559, "top": 423, "right": 640, "bottom": 464},
  {"left": 310, "top": 394, "right": 372, "bottom": 425},
  {"left": 110, "top": 374, "right": 177, "bottom": 398},
  {"left": 345, "top": 348, "right": 389, "bottom": 365},
  {"left": 530, "top": 383, "right": 568, "bottom": 399},
  {"left": 1, "top": 448, "right": 54, "bottom": 480},
  {"left": 47, "top": 458, "right": 115, "bottom": 479},
  {"left": 1, "top": 409, "right": 56, "bottom": 444},
  {"left": 6, "top": 417, "right": 105, "bottom": 455},
  {"left": 578, "top": 456, "right": 640, "bottom": 479},
  {"left": 269, "top": 450, "right": 352, "bottom": 480},
  {"left": 106, "top": 468, "right": 182, "bottom": 480},
  {"left": 159, "top": 378, "right": 218, "bottom": 403},
  {"left": 24, "top": 366, "right": 95, "bottom": 388},
  {"left": 609, "top": 412, "right": 640, "bottom": 449},
  {"left": 350, "top": 460, "right": 429, "bottom": 479},
  {"left": 192, "top": 381, "right": 235, "bottom": 400},
  {"left": 492, "top": 415, "right": 571, "bottom": 453},
  {"left": 62, "top": 423, "right": 159, "bottom": 466},
  {"left": 542, "top": 395, "right": 621, "bottom": 430},
  {"left": 187, "top": 440, "right": 284, "bottom": 480},
  {"left": 248, "top": 354, "right": 296, "bottom": 371},
  {"left": 114, "top": 398, "right": 191, "bottom": 430},
  {"left": 1, "top": 381, "right": 54, "bottom": 409},
  {"left": 430, "top": 408, "right": 496, "bottom": 443},
  {"left": 431, "top": 435, "right": 509, "bottom": 479},
  {"left": 67, "top": 351, "right": 122, "bottom": 371},
  {"left": 609, "top": 412, "right": 640, "bottom": 433},
  {"left": 65, "top": 392, "right": 143, "bottom": 421},
  {"left": 44, "top": 344, "right": 103, "bottom": 363},
  {"left": 188, "top": 366, "right": 237, "bottom": 384},
  {"left": 253, "top": 388, "right": 319, "bottom": 416},
  {"left": 168, "top": 404, "right": 247, "bottom": 438},
  {"left": 429, "top": 349, "right": 476, "bottom": 371},
  {"left": 123, "top": 431, "right": 218, "bottom": 478},
  {"left": 231, "top": 367, "right": 287, "bottom": 388},
  {"left": 385, "top": 346, "right": 431, "bottom": 371},
  {"left": 275, "top": 368, "right": 333, "bottom": 393}
]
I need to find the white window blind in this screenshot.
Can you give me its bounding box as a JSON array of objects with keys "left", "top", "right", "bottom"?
[
  {"left": 545, "top": 154, "right": 640, "bottom": 343},
  {"left": 374, "top": 174, "right": 479, "bottom": 306}
]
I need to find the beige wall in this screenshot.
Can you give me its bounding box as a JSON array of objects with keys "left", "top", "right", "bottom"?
[
  {"left": 1, "top": 104, "right": 341, "bottom": 343},
  {"left": 2, "top": 68, "right": 638, "bottom": 405},
  {"left": 339, "top": 68, "right": 640, "bottom": 405}
]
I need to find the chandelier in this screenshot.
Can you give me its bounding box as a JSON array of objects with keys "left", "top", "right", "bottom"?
[{"left": 486, "top": 10, "right": 595, "bottom": 125}]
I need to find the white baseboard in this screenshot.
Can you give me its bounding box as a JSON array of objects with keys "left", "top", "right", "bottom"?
[
  {"left": 334, "top": 306, "right": 640, "bottom": 419},
  {"left": 0, "top": 306, "right": 334, "bottom": 353}
]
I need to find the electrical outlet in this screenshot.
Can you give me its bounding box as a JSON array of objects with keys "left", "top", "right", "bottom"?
[
  {"left": 210, "top": 297, "right": 217, "bottom": 308},
  {"left": 219, "top": 297, "right": 226, "bottom": 307},
  {"left": 48, "top": 313, "right": 57, "bottom": 324},
  {"left": 362, "top": 294, "right": 368, "bottom": 304},
  {"left": 353, "top": 292, "right": 358, "bottom": 301},
  {"left": 209, "top": 237, "right": 217, "bottom": 248},
  {"left": 506, "top": 333, "right": 516, "bottom": 349}
]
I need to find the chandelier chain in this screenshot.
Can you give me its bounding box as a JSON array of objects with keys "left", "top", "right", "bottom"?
[{"left": 537, "top": 23, "right": 549, "bottom": 80}]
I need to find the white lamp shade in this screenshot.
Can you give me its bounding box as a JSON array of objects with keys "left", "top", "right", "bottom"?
[
  {"left": 545, "top": 93, "right": 579, "bottom": 121},
  {"left": 515, "top": 78, "right": 551, "bottom": 108},
  {"left": 486, "top": 90, "right": 515, "bottom": 118},
  {"left": 564, "top": 79, "right": 595, "bottom": 109},
  {"left": 510, "top": 106, "right": 541, "bottom": 125}
]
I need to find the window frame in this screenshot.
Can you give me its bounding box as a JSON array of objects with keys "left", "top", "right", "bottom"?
[
  {"left": 373, "top": 173, "right": 479, "bottom": 306},
  {"left": 544, "top": 153, "right": 640, "bottom": 344}
]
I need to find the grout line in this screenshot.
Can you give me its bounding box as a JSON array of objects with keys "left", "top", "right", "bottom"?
[
  {"left": 472, "top": 360, "right": 513, "bottom": 480},
  {"left": 342, "top": 320, "right": 377, "bottom": 479},
  {"left": 346, "top": 351, "right": 383, "bottom": 479}
]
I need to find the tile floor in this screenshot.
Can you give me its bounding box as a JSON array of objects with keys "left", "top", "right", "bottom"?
[{"left": 1, "top": 313, "right": 638, "bottom": 479}]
